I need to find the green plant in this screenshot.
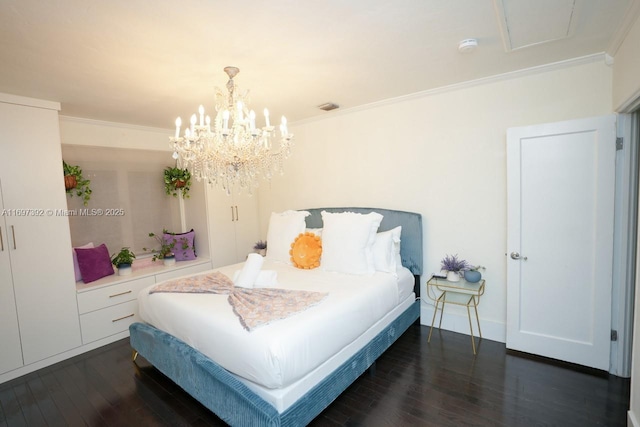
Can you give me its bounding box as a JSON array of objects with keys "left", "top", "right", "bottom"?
[
  {"left": 111, "top": 247, "right": 136, "bottom": 267},
  {"left": 164, "top": 166, "right": 191, "bottom": 198},
  {"left": 143, "top": 229, "right": 175, "bottom": 261},
  {"left": 63, "top": 161, "right": 92, "bottom": 205}
]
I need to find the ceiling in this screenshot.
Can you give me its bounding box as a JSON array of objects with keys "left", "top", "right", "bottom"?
[{"left": 0, "top": 0, "right": 636, "bottom": 130}]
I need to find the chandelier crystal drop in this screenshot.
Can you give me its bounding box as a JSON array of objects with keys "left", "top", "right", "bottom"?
[{"left": 170, "top": 66, "right": 294, "bottom": 195}]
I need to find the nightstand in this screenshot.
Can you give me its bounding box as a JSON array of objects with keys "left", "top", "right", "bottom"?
[{"left": 426, "top": 276, "right": 485, "bottom": 354}]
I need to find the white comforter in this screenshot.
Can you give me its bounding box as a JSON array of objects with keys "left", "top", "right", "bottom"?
[{"left": 137, "top": 260, "right": 407, "bottom": 389}]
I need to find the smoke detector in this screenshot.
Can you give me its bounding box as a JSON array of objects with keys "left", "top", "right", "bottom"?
[{"left": 458, "top": 39, "right": 478, "bottom": 53}]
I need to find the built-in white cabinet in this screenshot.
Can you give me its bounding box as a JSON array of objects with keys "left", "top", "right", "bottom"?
[
  {"left": 76, "top": 259, "right": 212, "bottom": 344},
  {"left": 206, "top": 186, "right": 259, "bottom": 267},
  {"left": 0, "top": 95, "right": 81, "bottom": 373},
  {"left": 0, "top": 182, "right": 23, "bottom": 374}
]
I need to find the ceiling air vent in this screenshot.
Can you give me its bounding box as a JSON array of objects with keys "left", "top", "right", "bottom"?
[{"left": 318, "top": 102, "right": 339, "bottom": 111}]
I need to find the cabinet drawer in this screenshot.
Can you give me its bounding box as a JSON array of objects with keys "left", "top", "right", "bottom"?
[
  {"left": 155, "top": 262, "right": 212, "bottom": 283},
  {"left": 77, "top": 276, "right": 155, "bottom": 314},
  {"left": 80, "top": 300, "right": 139, "bottom": 344}
]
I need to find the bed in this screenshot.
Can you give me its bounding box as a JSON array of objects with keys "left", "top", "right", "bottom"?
[{"left": 129, "top": 207, "right": 423, "bottom": 426}]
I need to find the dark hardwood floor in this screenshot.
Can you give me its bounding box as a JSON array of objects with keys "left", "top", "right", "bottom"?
[{"left": 0, "top": 325, "right": 630, "bottom": 426}]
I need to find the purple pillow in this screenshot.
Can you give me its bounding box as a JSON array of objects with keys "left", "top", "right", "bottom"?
[
  {"left": 72, "top": 242, "right": 94, "bottom": 282},
  {"left": 163, "top": 229, "right": 196, "bottom": 261},
  {"left": 74, "top": 243, "right": 114, "bottom": 283}
]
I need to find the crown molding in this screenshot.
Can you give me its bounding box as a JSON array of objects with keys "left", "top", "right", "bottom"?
[
  {"left": 59, "top": 115, "right": 171, "bottom": 133},
  {"left": 293, "top": 53, "right": 606, "bottom": 126}
]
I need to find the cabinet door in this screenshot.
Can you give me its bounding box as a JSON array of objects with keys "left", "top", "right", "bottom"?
[
  {"left": 0, "top": 102, "right": 81, "bottom": 365},
  {"left": 206, "top": 186, "right": 240, "bottom": 267},
  {"left": 0, "top": 183, "right": 23, "bottom": 374},
  {"left": 232, "top": 192, "right": 259, "bottom": 260},
  {"left": 206, "top": 186, "right": 259, "bottom": 267}
]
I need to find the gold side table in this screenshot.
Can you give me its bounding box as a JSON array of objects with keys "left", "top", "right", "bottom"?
[{"left": 427, "top": 276, "right": 485, "bottom": 354}]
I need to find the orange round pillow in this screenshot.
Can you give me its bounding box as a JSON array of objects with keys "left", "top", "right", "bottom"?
[{"left": 289, "top": 232, "right": 322, "bottom": 269}]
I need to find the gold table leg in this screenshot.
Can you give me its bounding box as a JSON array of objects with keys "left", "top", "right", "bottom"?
[
  {"left": 428, "top": 293, "right": 445, "bottom": 342},
  {"left": 473, "top": 297, "right": 482, "bottom": 338},
  {"left": 467, "top": 304, "right": 476, "bottom": 355}
]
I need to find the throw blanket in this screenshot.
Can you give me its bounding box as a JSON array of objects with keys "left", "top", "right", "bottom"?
[{"left": 150, "top": 272, "right": 327, "bottom": 331}]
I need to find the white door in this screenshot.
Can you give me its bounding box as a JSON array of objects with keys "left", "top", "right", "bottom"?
[{"left": 506, "top": 115, "right": 616, "bottom": 371}]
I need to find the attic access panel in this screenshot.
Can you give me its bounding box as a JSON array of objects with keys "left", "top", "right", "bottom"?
[{"left": 494, "top": 0, "right": 578, "bottom": 51}]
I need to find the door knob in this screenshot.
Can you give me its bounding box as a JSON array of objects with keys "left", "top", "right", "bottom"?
[{"left": 510, "top": 251, "right": 527, "bottom": 261}]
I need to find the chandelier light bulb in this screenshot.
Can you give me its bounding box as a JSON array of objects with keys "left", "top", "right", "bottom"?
[
  {"left": 222, "top": 110, "right": 230, "bottom": 130},
  {"left": 190, "top": 114, "right": 197, "bottom": 133},
  {"left": 198, "top": 105, "right": 205, "bottom": 126},
  {"left": 174, "top": 117, "right": 181, "bottom": 139},
  {"left": 264, "top": 108, "right": 270, "bottom": 127}
]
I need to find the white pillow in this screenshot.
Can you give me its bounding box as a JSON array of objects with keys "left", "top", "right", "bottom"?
[
  {"left": 372, "top": 226, "right": 402, "bottom": 275},
  {"left": 265, "top": 210, "right": 310, "bottom": 264},
  {"left": 321, "top": 211, "right": 383, "bottom": 275},
  {"left": 306, "top": 228, "right": 323, "bottom": 237}
]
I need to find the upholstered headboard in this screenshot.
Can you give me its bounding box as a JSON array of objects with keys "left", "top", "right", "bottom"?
[{"left": 303, "top": 207, "right": 423, "bottom": 276}]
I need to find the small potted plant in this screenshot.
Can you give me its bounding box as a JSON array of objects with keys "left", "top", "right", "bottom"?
[
  {"left": 164, "top": 166, "right": 191, "bottom": 198},
  {"left": 143, "top": 230, "right": 176, "bottom": 265},
  {"left": 253, "top": 240, "right": 267, "bottom": 256},
  {"left": 440, "top": 254, "right": 471, "bottom": 282},
  {"left": 111, "top": 247, "right": 136, "bottom": 276},
  {"left": 63, "top": 161, "right": 92, "bottom": 205}
]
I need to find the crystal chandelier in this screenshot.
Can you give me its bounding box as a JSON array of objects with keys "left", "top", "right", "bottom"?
[{"left": 170, "top": 66, "right": 294, "bottom": 195}]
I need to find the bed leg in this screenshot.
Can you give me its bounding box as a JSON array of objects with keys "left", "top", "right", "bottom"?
[
  {"left": 368, "top": 361, "right": 377, "bottom": 376},
  {"left": 132, "top": 350, "right": 138, "bottom": 362}
]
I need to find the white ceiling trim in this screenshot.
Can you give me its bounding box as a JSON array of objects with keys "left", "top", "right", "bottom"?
[
  {"left": 59, "top": 115, "right": 171, "bottom": 133},
  {"left": 0, "top": 93, "right": 60, "bottom": 111},
  {"left": 293, "top": 53, "right": 606, "bottom": 126}
]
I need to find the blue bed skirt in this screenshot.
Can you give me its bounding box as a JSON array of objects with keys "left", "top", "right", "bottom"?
[{"left": 129, "top": 300, "right": 419, "bottom": 426}]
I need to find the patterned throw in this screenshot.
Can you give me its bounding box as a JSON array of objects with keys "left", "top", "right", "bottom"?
[{"left": 149, "top": 272, "right": 327, "bottom": 331}]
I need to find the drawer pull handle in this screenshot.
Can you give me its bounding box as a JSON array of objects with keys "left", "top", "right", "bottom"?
[
  {"left": 109, "top": 290, "right": 132, "bottom": 298},
  {"left": 112, "top": 313, "right": 134, "bottom": 323}
]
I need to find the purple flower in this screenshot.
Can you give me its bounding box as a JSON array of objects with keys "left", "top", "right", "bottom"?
[{"left": 440, "top": 254, "right": 471, "bottom": 272}]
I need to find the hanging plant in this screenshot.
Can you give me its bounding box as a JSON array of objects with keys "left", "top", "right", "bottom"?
[
  {"left": 63, "top": 161, "right": 92, "bottom": 205},
  {"left": 164, "top": 166, "right": 191, "bottom": 198}
]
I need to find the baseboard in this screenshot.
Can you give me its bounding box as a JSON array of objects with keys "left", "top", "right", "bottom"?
[
  {"left": 629, "top": 410, "right": 639, "bottom": 427},
  {"left": 420, "top": 299, "right": 506, "bottom": 343}
]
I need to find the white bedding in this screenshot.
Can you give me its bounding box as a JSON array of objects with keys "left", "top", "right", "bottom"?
[{"left": 138, "top": 259, "right": 414, "bottom": 389}]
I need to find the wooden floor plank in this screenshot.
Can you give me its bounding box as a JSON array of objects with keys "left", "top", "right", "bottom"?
[
  {"left": 0, "top": 325, "right": 630, "bottom": 426},
  {"left": 38, "top": 371, "right": 87, "bottom": 427},
  {"left": 0, "top": 387, "right": 26, "bottom": 427}
]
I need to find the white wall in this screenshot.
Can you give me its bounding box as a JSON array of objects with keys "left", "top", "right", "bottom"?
[
  {"left": 613, "top": 13, "right": 640, "bottom": 112},
  {"left": 59, "top": 116, "right": 171, "bottom": 151},
  {"left": 257, "top": 58, "right": 613, "bottom": 342}
]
